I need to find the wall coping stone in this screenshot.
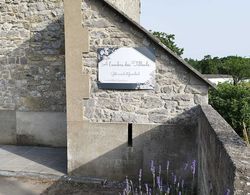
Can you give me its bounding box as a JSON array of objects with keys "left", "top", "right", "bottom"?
[{"left": 199, "top": 105, "right": 250, "bottom": 194}]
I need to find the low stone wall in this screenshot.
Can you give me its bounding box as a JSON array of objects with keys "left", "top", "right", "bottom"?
[
  {"left": 198, "top": 105, "right": 250, "bottom": 195},
  {"left": 0, "top": 111, "right": 66, "bottom": 147}
]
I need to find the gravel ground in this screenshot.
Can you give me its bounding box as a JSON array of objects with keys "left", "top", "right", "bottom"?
[
  {"left": 0, "top": 177, "right": 123, "bottom": 195},
  {"left": 41, "top": 180, "right": 122, "bottom": 195}
]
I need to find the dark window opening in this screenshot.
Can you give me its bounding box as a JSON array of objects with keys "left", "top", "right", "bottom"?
[{"left": 128, "top": 123, "right": 133, "bottom": 147}]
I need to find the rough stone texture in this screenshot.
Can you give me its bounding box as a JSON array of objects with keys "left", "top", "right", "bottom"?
[
  {"left": 82, "top": 0, "right": 209, "bottom": 124},
  {"left": 198, "top": 105, "right": 250, "bottom": 195},
  {"left": 107, "top": 0, "right": 141, "bottom": 23},
  {"left": 1, "top": 0, "right": 209, "bottom": 122},
  {"left": 0, "top": 0, "right": 65, "bottom": 112}
]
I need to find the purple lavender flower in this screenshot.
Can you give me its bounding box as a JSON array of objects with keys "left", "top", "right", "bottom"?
[
  {"left": 149, "top": 188, "right": 152, "bottom": 195},
  {"left": 135, "top": 188, "right": 138, "bottom": 195},
  {"left": 150, "top": 160, "right": 154, "bottom": 170},
  {"left": 159, "top": 165, "right": 162, "bottom": 176},
  {"left": 166, "top": 187, "right": 170, "bottom": 194},
  {"left": 225, "top": 189, "right": 230, "bottom": 195},
  {"left": 181, "top": 179, "right": 185, "bottom": 189},
  {"left": 157, "top": 176, "right": 161, "bottom": 188},
  {"left": 145, "top": 184, "right": 149, "bottom": 194},
  {"left": 184, "top": 163, "right": 188, "bottom": 170},
  {"left": 150, "top": 160, "right": 155, "bottom": 174},
  {"left": 130, "top": 180, "right": 134, "bottom": 193},
  {"left": 138, "top": 169, "right": 142, "bottom": 192},
  {"left": 139, "top": 169, "right": 142, "bottom": 178},
  {"left": 159, "top": 185, "right": 163, "bottom": 192},
  {"left": 173, "top": 175, "right": 177, "bottom": 185},
  {"left": 125, "top": 176, "right": 130, "bottom": 193},
  {"left": 178, "top": 191, "right": 182, "bottom": 195},
  {"left": 166, "top": 161, "right": 170, "bottom": 172},
  {"left": 191, "top": 160, "right": 196, "bottom": 176}
]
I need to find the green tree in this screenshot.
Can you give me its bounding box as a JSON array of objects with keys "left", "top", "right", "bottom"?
[
  {"left": 151, "top": 31, "right": 184, "bottom": 56},
  {"left": 186, "top": 55, "right": 222, "bottom": 74},
  {"left": 209, "top": 83, "right": 250, "bottom": 138},
  {"left": 187, "top": 55, "right": 250, "bottom": 84},
  {"left": 220, "top": 56, "right": 250, "bottom": 85},
  {"left": 185, "top": 58, "right": 200, "bottom": 71}
]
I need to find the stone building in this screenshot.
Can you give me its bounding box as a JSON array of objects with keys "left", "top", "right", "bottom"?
[
  {"left": 65, "top": 0, "right": 212, "bottom": 180},
  {"left": 0, "top": 0, "right": 249, "bottom": 194}
]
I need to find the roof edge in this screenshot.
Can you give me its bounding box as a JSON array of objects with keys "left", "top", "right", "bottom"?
[{"left": 102, "top": 0, "right": 215, "bottom": 88}]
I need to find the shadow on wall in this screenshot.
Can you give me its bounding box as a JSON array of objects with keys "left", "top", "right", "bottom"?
[
  {"left": 40, "top": 106, "right": 250, "bottom": 195},
  {"left": 70, "top": 124, "right": 197, "bottom": 181},
  {"left": 41, "top": 108, "right": 199, "bottom": 194},
  {"left": 0, "top": 16, "right": 66, "bottom": 112},
  {"left": 0, "top": 14, "right": 67, "bottom": 146}
]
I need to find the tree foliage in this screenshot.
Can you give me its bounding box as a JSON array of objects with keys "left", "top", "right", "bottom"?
[
  {"left": 209, "top": 83, "right": 250, "bottom": 137},
  {"left": 152, "top": 31, "right": 184, "bottom": 56},
  {"left": 186, "top": 56, "right": 250, "bottom": 84},
  {"left": 220, "top": 56, "right": 250, "bottom": 85}
]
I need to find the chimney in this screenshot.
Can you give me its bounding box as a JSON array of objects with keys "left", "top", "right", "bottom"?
[{"left": 107, "top": 0, "right": 141, "bottom": 23}]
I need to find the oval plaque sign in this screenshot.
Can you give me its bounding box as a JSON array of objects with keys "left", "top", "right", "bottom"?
[{"left": 97, "top": 47, "right": 156, "bottom": 90}]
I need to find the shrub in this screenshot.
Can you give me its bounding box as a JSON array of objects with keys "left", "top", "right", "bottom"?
[
  {"left": 121, "top": 160, "right": 197, "bottom": 195},
  {"left": 209, "top": 83, "right": 250, "bottom": 138}
]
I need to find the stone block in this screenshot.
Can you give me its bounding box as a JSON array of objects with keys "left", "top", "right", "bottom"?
[
  {"left": 161, "top": 86, "right": 173, "bottom": 93},
  {"left": 194, "top": 94, "right": 208, "bottom": 105},
  {"left": 185, "top": 85, "right": 208, "bottom": 95},
  {"left": 141, "top": 96, "right": 163, "bottom": 109},
  {"left": 148, "top": 113, "right": 169, "bottom": 123},
  {"left": 172, "top": 94, "right": 193, "bottom": 101}
]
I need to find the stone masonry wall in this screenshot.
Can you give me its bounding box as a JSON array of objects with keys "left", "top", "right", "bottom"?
[
  {"left": 0, "top": 0, "right": 65, "bottom": 112},
  {"left": 82, "top": 0, "right": 209, "bottom": 124},
  {"left": 107, "top": 0, "right": 141, "bottom": 23},
  {"left": 198, "top": 105, "right": 250, "bottom": 195}
]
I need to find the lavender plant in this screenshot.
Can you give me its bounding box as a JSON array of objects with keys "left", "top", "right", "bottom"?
[
  {"left": 121, "top": 160, "right": 197, "bottom": 195},
  {"left": 225, "top": 189, "right": 230, "bottom": 195},
  {"left": 120, "top": 160, "right": 231, "bottom": 195}
]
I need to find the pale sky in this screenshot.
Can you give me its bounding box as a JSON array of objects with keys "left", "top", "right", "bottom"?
[{"left": 141, "top": 0, "right": 250, "bottom": 60}]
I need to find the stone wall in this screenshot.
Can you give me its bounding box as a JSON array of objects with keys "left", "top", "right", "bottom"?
[
  {"left": 82, "top": 0, "right": 209, "bottom": 124},
  {"left": 198, "top": 105, "right": 250, "bottom": 195},
  {"left": 0, "top": 0, "right": 142, "bottom": 112},
  {"left": 107, "top": 0, "right": 141, "bottom": 23},
  {"left": 0, "top": 0, "right": 65, "bottom": 112},
  {"left": 0, "top": 0, "right": 66, "bottom": 146}
]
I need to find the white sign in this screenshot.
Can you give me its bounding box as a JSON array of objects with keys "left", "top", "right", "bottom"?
[{"left": 98, "top": 47, "right": 156, "bottom": 89}]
